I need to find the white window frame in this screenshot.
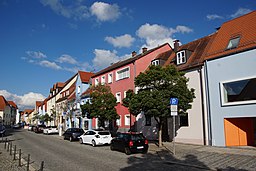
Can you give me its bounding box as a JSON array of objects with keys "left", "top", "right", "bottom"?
[
  {"left": 125, "top": 115, "right": 130, "bottom": 126},
  {"left": 116, "top": 66, "right": 130, "bottom": 81},
  {"left": 77, "top": 86, "right": 81, "bottom": 94},
  {"left": 101, "top": 75, "right": 106, "bottom": 85},
  {"left": 176, "top": 50, "right": 186, "bottom": 65},
  {"left": 108, "top": 73, "right": 113, "bottom": 84},
  {"left": 95, "top": 78, "right": 99, "bottom": 86},
  {"left": 116, "top": 117, "right": 121, "bottom": 126},
  {"left": 226, "top": 37, "right": 240, "bottom": 50},
  {"left": 151, "top": 60, "right": 160, "bottom": 66},
  {"left": 124, "top": 91, "right": 127, "bottom": 98},
  {"left": 116, "top": 92, "right": 121, "bottom": 103},
  {"left": 220, "top": 75, "right": 256, "bottom": 106}
]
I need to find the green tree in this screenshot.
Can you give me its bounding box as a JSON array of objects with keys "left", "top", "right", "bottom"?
[
  {"left": 123, "top": 65, "right": 195, "bottom": 147},
  {"left": 81, "top": 84, "right": 119, "bottom": 129},
  {"left": 40, "top": 113, "right": 52, "bottom": 125}
]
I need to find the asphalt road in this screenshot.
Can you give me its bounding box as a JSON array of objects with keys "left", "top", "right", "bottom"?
[{"left": 5, "top": 129, "right": 191, "bottom": 171}]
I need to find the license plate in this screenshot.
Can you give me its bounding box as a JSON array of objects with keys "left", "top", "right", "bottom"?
[{"left": 137, "top": 146, "right": 144, "bottom": 149}]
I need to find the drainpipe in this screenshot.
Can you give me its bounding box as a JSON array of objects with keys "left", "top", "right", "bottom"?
[
  {"left": 132, "top": 61, "right": 137, "bottom": 131},
  {"left": 198, "top": 67, "right": 206, "bottom": 145},
  {"left": 204, "top": 60, "right": 213, "bottom": 146}
]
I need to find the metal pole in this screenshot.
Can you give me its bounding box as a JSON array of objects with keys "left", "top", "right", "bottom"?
[
  {"left": 27, "top": 154, "right": 30, "bottom": 171},
  {"left": 4, "top": 138, "right": 7, "bottom": 149},
  {"left": 7, "top": 142, "right": 9, "bottom": 152},
  {"left": 19, "top": 149, "right": 22, "bottom": 167},
  {"left": 40, "top": 161, "right": 44, "bottom": 171},
  {"left": 173, "top": 116, "right": 175, "bottom": 155},
  {"left": 10, "top": 142, "right": 12, "bottom": 155},
  {"left": 13, "top": 145, "right": 16, "bottom": 160}
]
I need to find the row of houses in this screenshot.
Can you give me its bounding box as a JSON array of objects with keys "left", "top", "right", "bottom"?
[
  {"left": 0, "top": 95, "right": 18, "bottom": 126},
  {"left": 24, "top": 11, "right": 256, "bottom": 147}
]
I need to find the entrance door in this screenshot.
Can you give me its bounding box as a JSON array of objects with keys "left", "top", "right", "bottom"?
[{"left": 224, "top": 118, "right": 254, "bottom": 146}]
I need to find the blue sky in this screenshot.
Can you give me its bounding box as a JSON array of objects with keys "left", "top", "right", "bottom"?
[{"left": 0, "top": 0, "right": 255, "bottom": 109}]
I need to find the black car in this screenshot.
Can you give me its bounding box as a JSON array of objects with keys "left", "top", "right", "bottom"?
[
  {"left": 63, "top": 128, "right": 84, "bottom": 142},
  {"left": 110, "top": 132, "right": 148, "bottom": 155},
  {"left": 0, "top": 125, "right": 6, "bottom": 136},
  {"left": 34, "top": 124, "right": 46, "bottom": 133}
]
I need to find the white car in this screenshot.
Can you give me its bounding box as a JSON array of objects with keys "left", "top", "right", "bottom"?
[
  {"left": 79, "top": 130, "right": 112, "bottom": 147},
  {"left": 43, "top": 126, "right": 58, "bottom": 135}
]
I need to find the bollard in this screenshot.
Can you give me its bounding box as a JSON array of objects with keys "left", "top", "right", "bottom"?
[
  {"left": 7, "top": 142, "right": 9, "bottom": 152},
  {"left": 4, "top": 138, "right": 7, "bottom": 149},
  {"left": 10, "top": 142, "right": 12, "bottom": 155},
  {"left": 19, "top": 149, "right": 22, "bottom": 167},
  {"left": 13, "top": 145, "right": 16, "bottom": 160},
  {"left": 40, "top": 161, "right": 44, "bottom": 171},
  {"left": 27, "top": 154, "right": 30, "bottom": 171}
]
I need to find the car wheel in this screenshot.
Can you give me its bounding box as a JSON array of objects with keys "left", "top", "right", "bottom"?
[
  {"left": 92, "top": 140, "right": 96, "bottom": 147},
  {"left": 110, "top": 144, "right": 114, "bottom": 151},
  {"left": 79, "top": 138, "right": 83, "bottom": 144},
  {"left": 124, "top": 147, "right": 131, "bottom": 155},
  {"left": 69, "top": 136, "right": 73, "bottom": 142}
]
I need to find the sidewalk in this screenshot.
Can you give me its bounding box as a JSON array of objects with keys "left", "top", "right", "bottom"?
[{"left": 149, "top": 142, "right": 256, "bottom": 171}]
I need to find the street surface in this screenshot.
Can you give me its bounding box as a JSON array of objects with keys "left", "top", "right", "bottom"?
[{"left": 3, "top": 129, "right": 197, "bottom": 171}]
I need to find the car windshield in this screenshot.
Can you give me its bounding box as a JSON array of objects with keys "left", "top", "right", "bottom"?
[
  {"left": 72, "top": 128, "right": 83, "bottom": 132},
  {"left": 131, "top": 134, "right": 145, "bottom": 141},
  {"left": 98, "top": 131, "right": 110, "bottom": 135},
  {"left": 51, "top": 126, "right": 57, "bottom": 128}
]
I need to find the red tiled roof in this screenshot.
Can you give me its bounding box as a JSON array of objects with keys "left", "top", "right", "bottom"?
[
  {"left": 36, "top": 101, "right": 43, "bottom": 107},
  {"left": 78, "top": 71, "right": 94, "bottom": 83},
  {"left": 8, "top": 101, "right": 18, "bottom": 109},
  {"left": 92, "top": 43, "right": 171, "bottom": 77},
  {"left": 204, "top": 11, "right": 256, "bottom": 60},
  {"left": 0, "top": 96, "right": 9, "bottom": 111},
  {"left": 81, "top": 88, "right": 92, "bottom": 97},
  {"left": 164, "top": 33, "right": 215, "bottom": 70},
  {"left": 23, "top": 109, "right": 34, "bottom": 114}
]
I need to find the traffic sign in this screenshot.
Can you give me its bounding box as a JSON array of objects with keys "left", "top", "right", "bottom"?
[{"left": 170, "top": 98, "right": 178, "bottom": 105}]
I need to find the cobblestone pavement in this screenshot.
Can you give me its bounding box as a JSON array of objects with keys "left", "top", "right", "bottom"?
[{"left": 149, "top": 142, "right": 256, "bottom": 171}]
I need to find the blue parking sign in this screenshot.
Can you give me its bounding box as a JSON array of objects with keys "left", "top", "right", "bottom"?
[{"left": 170, "top": 98, "right": 178, "bottom": 105}]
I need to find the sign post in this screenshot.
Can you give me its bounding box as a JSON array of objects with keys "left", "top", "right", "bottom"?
[{"left": 170, "top": 98, "right": 178, "bottom": 155}]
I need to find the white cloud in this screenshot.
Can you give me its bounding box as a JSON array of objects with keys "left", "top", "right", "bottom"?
[
  {"left": 206, "top": 14, "right": 224, "bottom": 20},
  {"left": 92, "top": 49, "right": 120, "bottom": 69},
  {"left": 39, "top": 60, "right": 62, "bottom": 70},
  {"left": 230, "top": 8, "right": 252, "bottom": 18},
  {"left": 0, "top": 90, "right": 45, "bottom": 110},
  {"left": 90, "top": 2, "right": 120, "bottom": 22},
  {"left": 105, "top": 34, "right": 135, "bottom": 48},
  {"left": 136, "top": 23, "right": 193, "bottom": 49},
  {"left": 26, "top": 51, "right": 47, "bottom": 59},
  {"left": 56, "top": 54, "right": 78, "bottom": 64},
  {"left": 40, "top": 0, "right": 90, "bottom": 20}
]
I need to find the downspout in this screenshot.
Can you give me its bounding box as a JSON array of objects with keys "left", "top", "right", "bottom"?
[
  {"left": 198, "top": 67, "right": 206, "bottom": 145},
  {"left": 204, "top": 60, "right": 212, "bottom": 146},
  {"left": 132, "top": 61, "right": 137, "bottom": 131}
]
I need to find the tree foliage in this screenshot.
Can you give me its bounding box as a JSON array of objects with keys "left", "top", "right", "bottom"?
[
  {"left": 123, "top": 65, "right": 195, "bottom": 146},
  {"left": 81, "top": 84, "right": 119, "bottom": 127}
]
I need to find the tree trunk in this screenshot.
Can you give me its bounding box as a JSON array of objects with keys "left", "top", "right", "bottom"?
[{"left": 158, "top": 122, "right": 163, "bottom": 147}]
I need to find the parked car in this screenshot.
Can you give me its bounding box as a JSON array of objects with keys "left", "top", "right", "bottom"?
[
  {"left": 110, "top": 132, "right": 148, "bottom": 155},
  {"left": 34, "top": 124, "right": 46, "bottom": 133},
  {"left": 63, "top": 128, "right": 84, "bottom": 142},
  {"left": 12, "top": 123, "right": 22, "bottom": 129},
  {"left": 43, "top": 126, "right": 58, "bottom": 135},
  {"left": 28, "top": 125, "right": 35, "bottom": 131},
  {"left": 79, "top": 129, "right": 112, "bottom": 147},
  {"left": 0, "top": 125, "right": 6, "bottom": 136}
]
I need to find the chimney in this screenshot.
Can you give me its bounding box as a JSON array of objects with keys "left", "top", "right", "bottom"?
[
  {"left": 132, "top": 51, "right": 137, "bottom": 57},
  {"left": 174, "top": 40, "right": 180, "bottom": 52},
  {"left": 142, "top": 47, "right": 147, "bottom": 53}
]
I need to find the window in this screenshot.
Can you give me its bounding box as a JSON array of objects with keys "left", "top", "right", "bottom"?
[
  {"left": 101, "top": 75, "right": 106, "bottom": 85},
  {"left": 176, "top": 50, "right": 186, "bottom": 65},
  {"left": 95, "top": 78, "right": 99, "bottom": 86},
  {"left": 151, "top": 60, "right": 160, "bottom": 66},
  {"left": 116, "top": 92, "right": 121, "bottom": 103},
  {"left": 124, "top": 91, "right": 127, "bottom": 98},
  {"left": 108, "top": 73, "right": 113, "bottom": 83},
  {"left": 226, "top": 37, "right": 240, "bottom": 50},
  {"left": 221, "top": 77, "right": 256, "bottom": 105},
  {"left": 125, "top": 115, "right": 130, "bottom": 126},
  {"left": 77, "top": 86, "right": 81, "bottom": 94},
  {"left": 116, "top": 67, "right": 130, "bottom": 81},
  {"left": 145, "top": 115, "right": 151, "bottom": 126},
  {"left": 116, "top": 117, "right": 121, "bottom": 126},
  {"left": 179, "top": 114, "right": 189, "bottom": 127}
]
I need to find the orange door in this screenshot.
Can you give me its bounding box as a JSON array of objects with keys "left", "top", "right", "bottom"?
[{"left": 224, "top": 118, "right": 254, "bottom": 146}]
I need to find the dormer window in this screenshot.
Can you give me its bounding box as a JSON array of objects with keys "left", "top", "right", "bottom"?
[
  {"left": 226, "top": 36, "right": 240, "bottom": 50},
  {"left": 176, "top": 50, "right": 186, "bottom": 65},
  {"left": 151, "top": 59, "right": 160, "bottom": 66}
]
